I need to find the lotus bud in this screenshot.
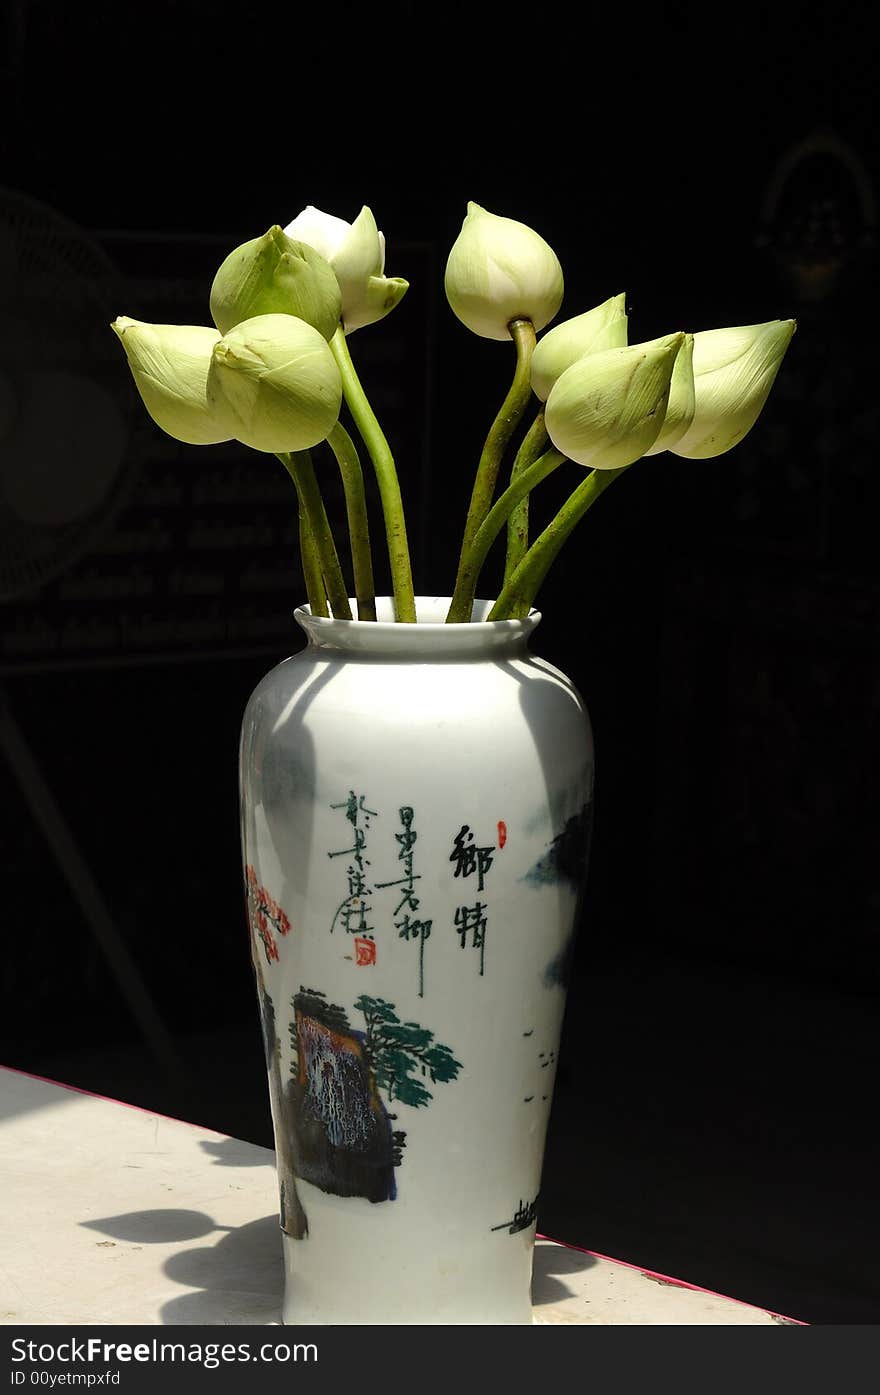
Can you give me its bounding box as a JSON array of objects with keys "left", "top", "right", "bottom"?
[
  {"left": 545, "top": 333, "right": 685, "bottom": 469},
  {"left": 444, "top": 202, "right": 564, "bottom": 341},
  {"left": 644, "top": 332, "right": 695, "bottom": 455},
  {"left": 206, "top": 313, "right": 341, "bottom": 453},
  {"left": 110, "top": 317, "right": 236, "bottom": 445},
  {"left": 670, "top": 319, "right": 797, "bottom": 459},
  {"left": 530, "top": 294, "right": 628, "bottom": 401},
  {"left": 209, "top": 226, "right": 342, "bottom": 341},
  {"left": 283, "top": 205, "right": 408, "bottom": 335}
]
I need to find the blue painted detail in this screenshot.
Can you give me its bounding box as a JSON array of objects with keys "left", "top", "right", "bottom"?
[{"left": 523, "top": 801, "right": 593, "bottom": 890}]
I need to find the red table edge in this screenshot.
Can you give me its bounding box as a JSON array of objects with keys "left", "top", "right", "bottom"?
[
  {"left": 2, "top": 1064, "right": 808, "bottom": 1325},
  {"left": 535, "top": 1231, "right": 807, "bottom": 1324}
]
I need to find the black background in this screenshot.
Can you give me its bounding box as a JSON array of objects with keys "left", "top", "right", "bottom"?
[{"left": 1, "top": 1, "right": 879, "bottom": 1324}]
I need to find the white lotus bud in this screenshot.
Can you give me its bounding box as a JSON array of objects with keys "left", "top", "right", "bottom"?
[
  {"left": 110, "top": 317, "right": 236, "bottom": 445},
  {"left": 283, "top": 205, "right": 408, "bottom": 334},
  {"left": 545, "top": 333, "right": 685, "bottom": 469},
  {"left": 444, "top": 202, "right": 564, "bottom": 341},
  {"left": 209, "top": 226, "right": 341, "bottom": 340},
  {"left": 670, "top": 319, "right": 797, "bottom": 458},
  {"left": 206, "top": 313, "right": 342, "bottom": 453},
  {"left": 530, "top": 294, "right": 628, "bottom": 401},
  {"left": 643, "top": 332, "right": 695, "bottom": 455}
]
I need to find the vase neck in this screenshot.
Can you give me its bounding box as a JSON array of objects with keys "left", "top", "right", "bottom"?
[{"left": 294, "top": 596, "right": 541, "bottom": 659}]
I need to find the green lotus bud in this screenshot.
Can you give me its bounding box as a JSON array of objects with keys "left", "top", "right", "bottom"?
[
  {"left": 545, "top": 333, "right": 685, "bottom": 469},
  {"left": 209, "top": 225, "right": 342, "bottom": 341},
  {"left": 530, "top": 294, "right": 628, "bottom": 401},
  {"left": 644, "top": 332, "right": 695, "bottom": 455},
  {"left": 444, "top": 202, "right": 564, "bottom": 341},
  {"left": 110, "top": 317, "right": 236, "bottom": 445},
  {"left": 284, "top": 205, "right": 408, "bottom": 335},
  {"left": 206, "top": 313, "right": 341, "bottom": 453},
  {"left": 670, "top": 319, "right": 796, "bottom": 459}
]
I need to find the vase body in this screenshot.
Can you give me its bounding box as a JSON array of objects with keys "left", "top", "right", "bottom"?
[{"left": 239, "top": 597, "right": 594, "bottom": 1324}]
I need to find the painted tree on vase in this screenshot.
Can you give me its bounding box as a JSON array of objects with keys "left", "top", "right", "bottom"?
[
  {"left": 254, "top": 979, "right": 310, "bottom": 1239},
  {"left": 242, "top": 867, "right": 307, "bottom": 1238},
  {"left": 522, "top": 800, "right": 594, "bottom": 990},
  {"left": 355, "top": 994, "right": 462, "bottom": 1107},
  {"left": 286, "top": 989, "right": 462, "bottom": 1204},
  {"left": 523, "top": 801, "right": 593, "bottom": 891},
  {"left": 245, "top": 864, "right": 292, "bottom": 963}
]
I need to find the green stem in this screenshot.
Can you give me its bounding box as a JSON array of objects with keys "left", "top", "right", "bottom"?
[
  {"left": 451, "top": 318, "right": 537, "bottom": 603},
  {"left": 504, "top": 410, "right": 549, "bottom": 584},
  {"left": 327, "top": 422, "right": 376, "bottom": 621},
  {"left": 445, "top": 448, "right": 565, "bottom": 622},
  {"left": 489, "top": 465, "right": 631, "bottom": 620},
  {"left": 278, "top": 450, "right": 352, "bottom": 620},
  {"left": 330, "top": 327, "right": 416, "bottom": 622},
  {"left": 298, "top": 506, "right": 329, "bottom": 616},
  {"left": 275, "top": 451, "right": 327, "bottom": 614}
]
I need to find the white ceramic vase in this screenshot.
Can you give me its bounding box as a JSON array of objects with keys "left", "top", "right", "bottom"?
[{"left": 239, "top": 597, "right": 594, "bottom": 1324}]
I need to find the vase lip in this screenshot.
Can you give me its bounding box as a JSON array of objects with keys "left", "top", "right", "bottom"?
[{"left": 294, "top": 596, "right": 542, "bottom": 657}]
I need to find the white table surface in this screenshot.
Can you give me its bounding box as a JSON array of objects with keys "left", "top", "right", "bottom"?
[{"left": 0, "top": 1066, "right": 799, "bottom": 1326}]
